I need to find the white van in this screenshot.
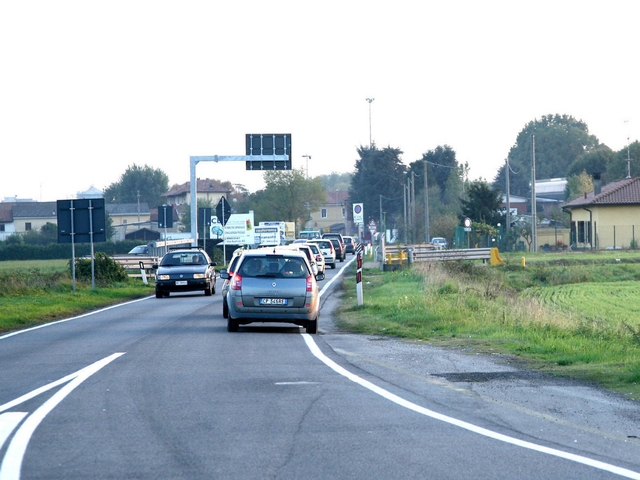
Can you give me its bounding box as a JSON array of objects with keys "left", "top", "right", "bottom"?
[{"left": 298, "top": 230, "right": 321, "bottom": 240}]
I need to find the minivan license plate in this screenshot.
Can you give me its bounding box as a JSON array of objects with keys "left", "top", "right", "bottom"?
[
  {"left": 260, "top": 298, "right": 287, "bottom": 305},
  {"left": 175, "top": 280, "right": 188, "bottom": 286}
]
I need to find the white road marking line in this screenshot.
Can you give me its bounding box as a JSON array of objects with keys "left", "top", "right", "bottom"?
[
  {"left": 318, "top": 256, "right": 355, "bottom": 298},
  {"left": 301, "top": 334, "right": 640, "bottom": 479},
  {"left": 275, "top": 381, "right": 319, "bottom": 385},
  {"left": 0, "top": 353, "right": 125, "bottom": 480}
]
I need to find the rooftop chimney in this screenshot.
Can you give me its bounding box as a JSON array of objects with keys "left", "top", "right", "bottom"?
[{"left": 592, "top": 172, "right": 601, "bottom": 196}]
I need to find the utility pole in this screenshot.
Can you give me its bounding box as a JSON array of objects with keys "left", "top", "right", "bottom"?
[
  {"left": 531, "top": 134, "right": 537, "bottom": 253},
  {"left": 626, "top": 120, "right": 632, "bottom": 178},
  {"left": 302, "top": 154, "right": 311, "bottom": 179},
  {"left": 423, "top": 160, "right": 429, "bottom": 243},
  {"left": 505, "top": 158, "right": 511, "bottom": 240},
  {"left": 403, "top": 182, "right": 408, "bottom": 244}
]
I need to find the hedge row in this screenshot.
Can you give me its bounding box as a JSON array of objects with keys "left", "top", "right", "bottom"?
[{"left": 0, "top": 240, "right": 144, "bottom": 261}]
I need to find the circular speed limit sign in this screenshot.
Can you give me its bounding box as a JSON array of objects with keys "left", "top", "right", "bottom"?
[{"left": 463, "top": 217, "right": 472, "bottom": 228}]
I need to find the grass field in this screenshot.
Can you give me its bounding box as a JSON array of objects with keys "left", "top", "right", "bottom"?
[
  {"left": 0, "top": 259, "right": 69, "bottom": 273},
  {"left": 336, "top": 251, "right": 640, "bottom": 399},
  {"left": 0, "top": 259, "right": 153, "bottom": 333}
]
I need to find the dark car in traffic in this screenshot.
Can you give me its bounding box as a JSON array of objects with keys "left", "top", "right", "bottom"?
[
  {"left": 322, "top": 233, "right": 346, "bottom": 261},
  {"left": 325, "top": 238, "right": 345, "bottom": 262},
  {"left": 343, "top": 236, "right": 357, "bottom": 255},
  {"left": 153, "top": 247, "right": 217, "bottom": 298}
]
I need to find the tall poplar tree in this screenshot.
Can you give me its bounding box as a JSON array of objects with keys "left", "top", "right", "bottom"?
[{"left": 348, "top": 145, "right": 407, "bottom": 228}]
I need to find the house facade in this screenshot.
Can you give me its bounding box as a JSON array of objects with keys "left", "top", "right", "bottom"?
[
  {"left": 163, "top": 179, "right": 231, "bottom": 207},
  {"left": 306, "top": 190, "right": 350, "bottom": 234},
  {"left": 9, "top": 202, "right": 58, "bottom": 238},
  {"left": 562, "top": 176, "right": 640, "bottom": 250},
  {"left": 106, "top": 203, "right": 152, "bottom": 241}
]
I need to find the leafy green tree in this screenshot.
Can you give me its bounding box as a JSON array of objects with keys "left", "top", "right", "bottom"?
[
  {"left": 460, "top": 180, "right": 503, "bottom": 226},
  {"left": 104, "top": 164, "right": 169, "bottom": 208},
  {"left": 607, "top": 141, "right": 640, "bottom": 181},
  {"left": 402, "top": 146, "right": 467, "bottom": 243},
  {"left": 566, "top": 146, "right": 614, "bottom": 180},
  {"left": 408, "top": 144, "right": 467, "bottom": 219},
  {"left": 318, "top": 172, "right": 351, "bottom": 191},
  {"left": 349, "top": 145, "right": 407, "bottom": 228},
  {"left": 239, "top": 169, "right": 326, "bottom": 230},
  {"left": 181, "top": 199, "right": 213, "bottom": 235},
  {"left": 565, "top": 171, "right": 594, "bottom": 201},
  {"left": 493, "top": 114, "right": 600, "bottom": 196}
]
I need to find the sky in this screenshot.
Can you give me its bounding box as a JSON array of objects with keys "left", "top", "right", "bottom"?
[{"left": 1, "top": 1, "right": 639, "bottom": 203}]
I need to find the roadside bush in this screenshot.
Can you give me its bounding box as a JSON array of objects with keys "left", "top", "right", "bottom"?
[{"left": 74, "top": 252, "right": 128, "bottom": 284}]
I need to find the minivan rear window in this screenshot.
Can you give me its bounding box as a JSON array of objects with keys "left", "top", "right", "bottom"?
[{"left": 240, "top": 256, "right": 308, "bottom": 278}]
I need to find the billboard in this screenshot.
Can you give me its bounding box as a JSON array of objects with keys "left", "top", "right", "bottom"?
[
  {"left": 222, "top": 212, "right": 255, "bottom": 245},
  {"left": 254, "top": 226, "right": 279, "bottom": 246}
]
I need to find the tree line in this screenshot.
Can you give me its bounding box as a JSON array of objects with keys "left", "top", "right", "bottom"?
[{"left": 9, "top": 112, "right": 636, "bottom": 250}]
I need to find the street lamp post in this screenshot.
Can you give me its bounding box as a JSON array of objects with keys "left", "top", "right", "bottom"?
[
  {"left": 302, "top": 155, "right": 311, "bottom": 178},
  {"left": 366, "top": 98, "right": 374, "bottom": 148}
]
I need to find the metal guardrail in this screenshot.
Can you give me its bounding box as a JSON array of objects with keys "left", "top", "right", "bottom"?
[
  {"left": 110, "top": 256, "right": 159, "bottom": 278},
  {"left": 384, "top": 245, "right": 492, "bottom": 264}
]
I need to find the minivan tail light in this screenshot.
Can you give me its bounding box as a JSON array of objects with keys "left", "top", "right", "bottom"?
[
  {"left": 306, "top": 275, "right": 313, "bottom": 292},
  {"left": 231, "top": 274, "right": 242, "bottom": 290}
]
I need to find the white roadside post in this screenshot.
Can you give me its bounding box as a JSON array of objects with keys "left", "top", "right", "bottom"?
[
  {"left": 139, "top": 260, "right": 148, "bottom": 285},
  {"left": 356, "top": 243, "right": 364, "bottom": 306}
]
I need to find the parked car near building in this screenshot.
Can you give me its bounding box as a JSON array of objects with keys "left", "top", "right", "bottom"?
[
  {"left": 431, "top": 237, "right": 448, "bottom": 249},
  {"left": 128, "top": 245, "right": 150, "bottom": 255}
]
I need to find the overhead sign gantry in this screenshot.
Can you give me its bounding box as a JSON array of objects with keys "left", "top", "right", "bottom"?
[{"left": 189, "top": 134, "right": 291, "bottom": 245}]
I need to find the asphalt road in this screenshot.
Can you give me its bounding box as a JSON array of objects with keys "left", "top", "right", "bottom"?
[{"left": 1, "top": 257, "right": 640, "bottom": 479}]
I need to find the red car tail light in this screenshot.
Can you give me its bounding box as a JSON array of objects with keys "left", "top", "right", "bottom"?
[
  {"left": 306, "top": 275, "right": 314, "bottom": 292},
  {"left": 231, "top": 274, "right": 242, "bottom": 290}
]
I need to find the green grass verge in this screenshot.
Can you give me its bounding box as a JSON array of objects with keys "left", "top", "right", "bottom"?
[
  {"left": 337, "top": 254, "right": 640, "bottom": 400},
  {"left": 0, "top": 261, "right": 153, "bottom": 334}
]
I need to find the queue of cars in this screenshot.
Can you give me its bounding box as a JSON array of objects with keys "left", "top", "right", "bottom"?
[{"left": 152, "top": 233, "right": 358, "bottom": 333}]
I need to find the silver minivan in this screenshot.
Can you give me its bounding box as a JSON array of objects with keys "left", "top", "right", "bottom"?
[{"left": 220, "top": 250, "right": 325, "bottom": 333}]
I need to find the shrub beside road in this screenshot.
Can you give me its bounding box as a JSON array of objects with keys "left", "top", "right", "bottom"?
[{"left": 337, "top": 251, "right": 640, "bottom": 400}]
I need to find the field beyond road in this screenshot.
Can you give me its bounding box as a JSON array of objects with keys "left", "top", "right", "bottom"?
[
  {"left": 0, "top": 259, "right": 153, "bottom": 333},
  {"left": 336, "top": 250, "right": 640, "bottom": 400}
]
